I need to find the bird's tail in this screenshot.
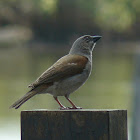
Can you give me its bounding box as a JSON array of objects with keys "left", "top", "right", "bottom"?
[{"left": 9, "top": 89, "right": 37, "bottom": 109}]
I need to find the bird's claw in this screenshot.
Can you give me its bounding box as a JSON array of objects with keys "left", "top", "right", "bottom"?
[
  {"left": 68, "top": 106, "right": 82, "bottom": 109},
  {"left": 59, "top": 106, "right": 68, "bottom": 110},
  {"left": 59, "top": 106, "right": 82, "bottom": 110}
]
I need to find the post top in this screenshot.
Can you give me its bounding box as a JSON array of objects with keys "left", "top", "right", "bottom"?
[{"left": 21, "top": 109, "right": 127, "bottom": 113}]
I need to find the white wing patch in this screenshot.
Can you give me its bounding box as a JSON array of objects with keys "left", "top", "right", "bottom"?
[{"left": 67, "top": 63, "right": 77, "bottom": 66}]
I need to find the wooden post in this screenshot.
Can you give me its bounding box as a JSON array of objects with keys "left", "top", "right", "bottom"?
[{"left": 21, "top": 109, "right": 127, "bottom": 140}]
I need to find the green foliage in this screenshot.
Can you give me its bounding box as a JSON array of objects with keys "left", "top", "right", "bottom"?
[
  {"left": 39, "top": 0, "right": 58, "bottom": 14},
  {"left": 0, "top": 0, "right": 139, "bottom": 33},
  {"left": 0, "top": 0, "right": 58, "bottom": 16},
  {"left": 77, "top": 0, "right": 140, "bottom": 32},
  {"left": 95, "top": 0, "right": 137, "bottom": 31}
]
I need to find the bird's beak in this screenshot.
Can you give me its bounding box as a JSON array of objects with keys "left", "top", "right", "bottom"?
[{"left": 92, "top": 35, "right": 102, "bottom": 43}]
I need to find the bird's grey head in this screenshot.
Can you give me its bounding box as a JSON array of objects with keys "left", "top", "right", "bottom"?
[{"left": 69, "top": 35, "right": 101, "bottom": 59}]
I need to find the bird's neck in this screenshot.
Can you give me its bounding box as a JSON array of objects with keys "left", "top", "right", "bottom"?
[{"left": 69, "top": 49, "right": 92, "bottom": 62}]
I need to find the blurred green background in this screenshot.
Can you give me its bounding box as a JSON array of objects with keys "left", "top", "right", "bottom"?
[{"left": 0, "top": 0, "right": 140, "bottom": 139}]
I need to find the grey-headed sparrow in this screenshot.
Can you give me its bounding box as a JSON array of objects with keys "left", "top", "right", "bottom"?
[{"left": 10, "top": 35, "right": 101, "bottom": 109}]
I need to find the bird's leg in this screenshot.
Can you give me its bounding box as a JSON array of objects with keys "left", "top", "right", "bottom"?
[
  {"left": 65, "top": 95, "right": 82, "bottom": 109},
  {"left": 53, "top": 97, "right": 67, "bottom": 110}
]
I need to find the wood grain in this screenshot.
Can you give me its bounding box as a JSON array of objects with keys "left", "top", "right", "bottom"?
[{"left": 21, "top": 109, "right": 128, "bottom": 140}]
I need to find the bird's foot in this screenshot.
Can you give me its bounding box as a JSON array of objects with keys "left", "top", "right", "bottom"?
[
  {"left": 68, "top": 106, "right": 82, "bottom": 109},
  {"left": 59, "top": 106, "right": 68, "bottom": 110}
]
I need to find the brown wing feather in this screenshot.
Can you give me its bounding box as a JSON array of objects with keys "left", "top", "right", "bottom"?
[{"left": 29, "top": 55, "right": 88, "bottom": 88}]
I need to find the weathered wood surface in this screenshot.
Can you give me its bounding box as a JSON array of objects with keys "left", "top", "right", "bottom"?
[{"left": 21, "top": 109, "right": 127, "bottom": 140}]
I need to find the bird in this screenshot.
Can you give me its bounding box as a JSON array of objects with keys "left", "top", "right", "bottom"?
[{"left": 10, "top": 35, "right": 101, "bottom": 110}]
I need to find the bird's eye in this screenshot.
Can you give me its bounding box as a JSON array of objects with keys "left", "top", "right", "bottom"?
[{"left": 84, "top": 36, "right": 90, "bottom": 43}]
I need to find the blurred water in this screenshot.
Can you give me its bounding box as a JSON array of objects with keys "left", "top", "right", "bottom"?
[
  {"left": 0, "top": 45, "right": 134, "bottom": 139},
  {"left": 0, "top": 119, "right": 20, "bottom": 140}
]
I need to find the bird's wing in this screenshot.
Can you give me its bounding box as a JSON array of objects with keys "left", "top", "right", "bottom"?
[{"left": 29, "top": 55, "right": 88, "bottom": 88}]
